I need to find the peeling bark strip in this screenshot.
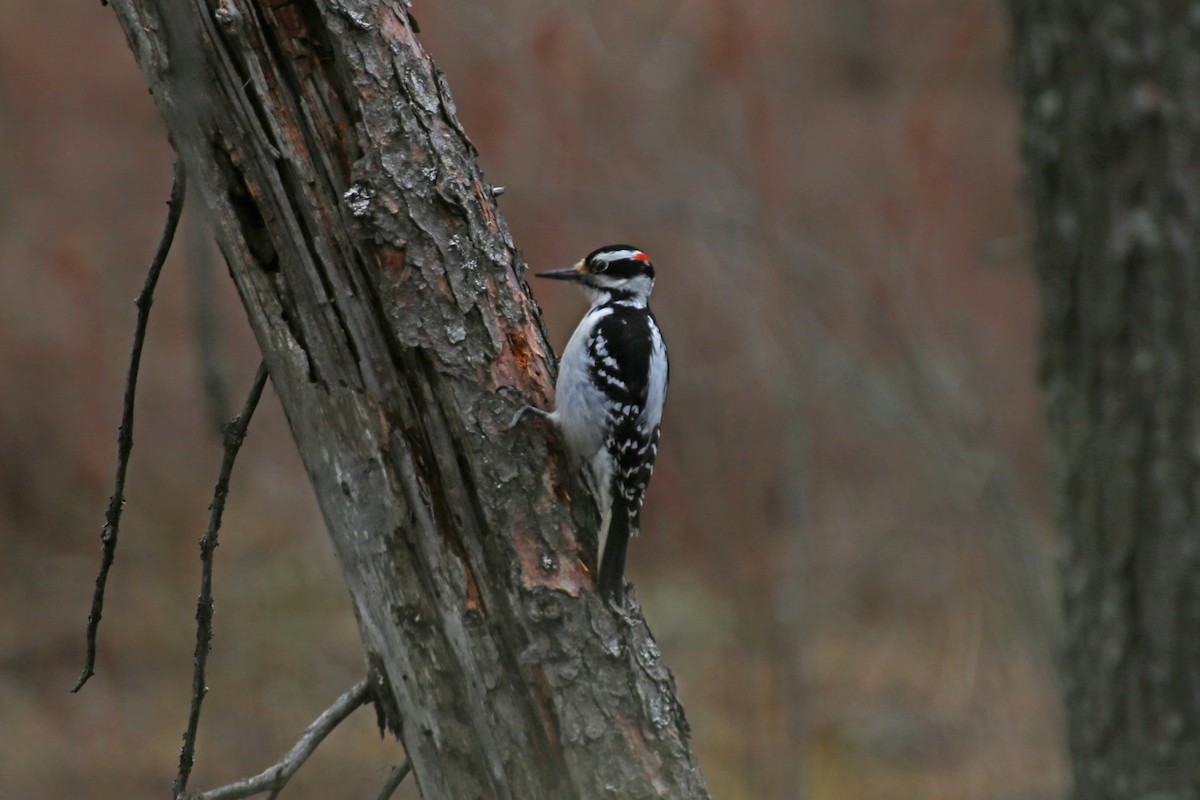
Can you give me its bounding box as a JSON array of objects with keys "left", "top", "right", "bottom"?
[
  {"left": 103, "top": 1, "right": 709, "bottom": 797},
  {"left": 1007, "top": 3, "right": 1200, "bottom": 796}
]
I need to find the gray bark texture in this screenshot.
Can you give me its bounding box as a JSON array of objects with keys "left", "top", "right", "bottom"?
[
  {"left": 103, "top": 1, "right": 710, "bottom": 798},
  {"left": 1007, "top": 3, "right": 1200, "bottom": 797}
]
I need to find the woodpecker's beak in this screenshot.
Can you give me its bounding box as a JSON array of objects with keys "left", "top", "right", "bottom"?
[{"left": 535, "top": 260, "right": 586, "bottom": 282}]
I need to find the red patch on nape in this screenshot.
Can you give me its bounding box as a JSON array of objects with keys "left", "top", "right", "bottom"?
[{"left": 632, "top": 251, "right": 652, "bottom": 262}]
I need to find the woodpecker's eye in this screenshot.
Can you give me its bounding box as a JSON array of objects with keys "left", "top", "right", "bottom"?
[{"left": 591, "top": 260, "right": 608, "bottom": 273}]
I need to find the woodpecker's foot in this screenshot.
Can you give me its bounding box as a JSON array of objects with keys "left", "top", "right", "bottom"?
[
  {"left": 495, "top": 385, "right": 552, "bottom": 430},
  {"left": 601, "top": 581, "right": 634, "bottom": 613},
  {"left": 508, "top": 404, "right": 550, "bottom": 430}
]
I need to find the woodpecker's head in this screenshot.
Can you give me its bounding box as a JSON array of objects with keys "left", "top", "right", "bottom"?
[{"left": 536, "top": 245, "right": 656, "bottom": 306}]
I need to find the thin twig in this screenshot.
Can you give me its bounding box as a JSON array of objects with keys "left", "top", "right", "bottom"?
[
  {"left": 72, "top": 159, "right": 187, "bottom": 694},
  {"left": 373, "top": 760, "right": 412, "bottom": 800},
  {"left": 184, "top": 679, "right": 374, "bottom": 800},
  {"left": 174, "top": 362, "right": 270, "bottom": 799}
]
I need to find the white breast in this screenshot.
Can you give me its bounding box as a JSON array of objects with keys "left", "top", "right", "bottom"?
[{"left": 549, "top": 306, "right": 613, "bottom": 460}]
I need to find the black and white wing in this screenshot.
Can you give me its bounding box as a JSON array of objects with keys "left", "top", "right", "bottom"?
[{"left": 588, "top": 305, "right": 668, "bottom": 528}]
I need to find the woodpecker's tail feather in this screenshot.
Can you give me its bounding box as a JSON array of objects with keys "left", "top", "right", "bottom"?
[{"left": 598, "top": 502, "right": 633, "bottom": 603}]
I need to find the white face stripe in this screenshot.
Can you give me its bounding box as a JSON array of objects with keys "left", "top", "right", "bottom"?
[{"left": 592, "top": 249, "right": 647, "bottom": 265}]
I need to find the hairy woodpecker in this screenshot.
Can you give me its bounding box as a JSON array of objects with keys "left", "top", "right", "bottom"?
[{"left": 525, "top": 245, "right": 669, "bottom": 604}]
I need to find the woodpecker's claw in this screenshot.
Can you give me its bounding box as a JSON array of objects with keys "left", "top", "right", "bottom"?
[
  {"left": 508, "top": 404, "right": 550, "bottom": 430},
  {"left": 495, "top": 385, "right": 552, "bottom": 431}
]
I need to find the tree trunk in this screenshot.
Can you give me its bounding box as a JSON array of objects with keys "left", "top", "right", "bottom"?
[
  {"left": 104, "top": 1, "right": 710, "bottom": 797},
  {"left": 1007, "top": 3, "right": 1200, "bottom": 796}
]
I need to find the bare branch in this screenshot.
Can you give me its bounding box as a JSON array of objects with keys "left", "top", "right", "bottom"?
[
  {"left": 72, "top": 158, "right": 187, "bottom": 693},
  {"left": 184, "top": 680, "right": 375, "bottom": 800},
  {"left": 174, "top": 361, "right": 270, "bottom": 799},
  {"left": 373, "top": 760, "right": 412, "bottom": 800}
]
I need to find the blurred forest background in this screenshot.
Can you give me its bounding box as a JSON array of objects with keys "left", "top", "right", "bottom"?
[{"left": 0, "top": 1, "right": 1065, "bottom": 798}]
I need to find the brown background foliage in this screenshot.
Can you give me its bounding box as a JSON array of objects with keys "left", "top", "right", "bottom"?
[{"left": 0, "top": 1, "right": 1063, "bottom": 798}]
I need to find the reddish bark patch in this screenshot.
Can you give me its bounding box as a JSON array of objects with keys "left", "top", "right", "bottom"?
[
  {"left": 619, "top": 717, "right": 669, "bottom": 793},
  {"left": 489, "top": 327, "right": 553, "bottom": 397},
  {"left": 378, "top": 243, "right": 408, "bottom": 277},
  {"left": 527, "top": 664, "right": 562, "bottom": 754},
  {"left": 463, "top": 555, "right": 483, "bottom": 612},
  {"left": 473, "top": 176, "right": 499, "bottom": 233},
  {"left": 508, "top": 329, "right": 534, "bottom": 373},
  {"left": 544, "top": 451, "right": 572, "bottom": 505},
  {"left": 512, "top": 511, "right": 586, "bottom": 596},
  {"left": 269, "top": 2, "right": 306, "bottom": 40},
  {"left": 381, "top": 5, "right": 416, "bottom": 42}
]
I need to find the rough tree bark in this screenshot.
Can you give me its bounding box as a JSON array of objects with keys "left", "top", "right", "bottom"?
[
  {"left": 1007, "top": 3, "right": 1200, "bottom": 797},
  {"left": 103, "top": 1, "right": 709, "bottom": 798}
]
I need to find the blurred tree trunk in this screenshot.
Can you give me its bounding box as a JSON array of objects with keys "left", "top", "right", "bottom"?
[
  {"left": 104, "top": 1, "right": 709, "bottom": 798},
  {"left": 1008, "top": 3, "right": 1200, "bottom": 796}
]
